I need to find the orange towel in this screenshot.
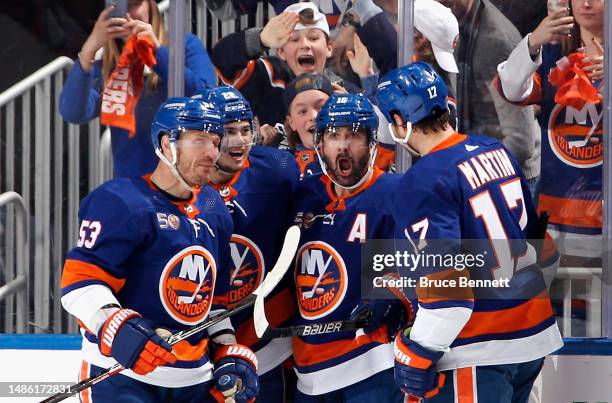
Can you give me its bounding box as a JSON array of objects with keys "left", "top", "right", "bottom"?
[
  {"left": 548, "top": 52, "right": 601, "bottom": 110},
  {"left": 101, "top": 35, "right": 157, "bottom": 137}
]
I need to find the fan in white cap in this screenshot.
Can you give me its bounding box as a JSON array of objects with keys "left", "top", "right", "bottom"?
[
  {"left": 414, "top": 0, "right": 460, "bottom": 73},
  {"left": 283, "top": 1, "right": 330, "bottom": 36}
]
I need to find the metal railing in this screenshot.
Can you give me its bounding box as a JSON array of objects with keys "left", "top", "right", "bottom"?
[
  {"left": 554, "top": 267, "right": 603, "bottom": 337},
  {"left": 0, "top": 55, "right": 106, "bottom": 334},
  {"left": 0, "top": 192, "right": 28, "bottom": 333},
  {"left": 0, "top": 0, "right": 273, "bottom": 334}
]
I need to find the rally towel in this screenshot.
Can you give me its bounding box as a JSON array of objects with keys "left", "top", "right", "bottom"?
[
  {"left": 101, "top": 35, "right": 157, "bottom": 137},
  {"left": 548, "top": 52, "right": 601, "bottom": 111}
]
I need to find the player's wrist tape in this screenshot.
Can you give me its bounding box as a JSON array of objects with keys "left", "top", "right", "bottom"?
[
  {"left": 213, "top": 344, "right": 258, "bottom": 370},
  {"left": 98, "top": 308, "right": 141, "bottom": 356}
]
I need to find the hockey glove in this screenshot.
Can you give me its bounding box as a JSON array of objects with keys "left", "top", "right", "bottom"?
[
  {"left": 394, "top": 330, "right": 446, "bottom": 399},
  {"left": 350, "top": 277, "right": 414, "bottom": 339},
  {"left": 350, "top": 298, "right": 413, "bottom": 339},
  {"left": 211, "top": 344, "right": 259, "bottom": 403},
  {"left": 98, "top": 309, "right": 176, "bottom": 375}
]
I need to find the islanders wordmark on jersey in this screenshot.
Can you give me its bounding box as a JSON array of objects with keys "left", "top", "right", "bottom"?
[
  {"left": 295, "top": 241, "right": 348, "bottom": 320},
  {"left": 159, "top": 245, "right": 216, "bottom": 325},
  {"left": 227, "top": 234, "right": 264, "bottom": 307},
  {"left": 547, "top": 102, "right": 603, "bottom": 169}
]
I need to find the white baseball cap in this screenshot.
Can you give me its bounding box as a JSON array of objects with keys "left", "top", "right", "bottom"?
[
  {"left": 283, "top": 2, "right": 330, "bottom": 37},
  {"left": 414, "top": 0, "right": 459, "bottom": 73}
]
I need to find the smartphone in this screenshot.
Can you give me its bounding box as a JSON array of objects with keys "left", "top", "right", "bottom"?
[
  {"left": 547, "top": 0, "right": 569, "bottom": 15},
  {"left": 105, "top": 0, "right": 128, "bottom": 18}
]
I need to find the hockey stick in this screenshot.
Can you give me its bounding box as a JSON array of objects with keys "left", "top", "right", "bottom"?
[
  {"left": 567, "top": 114, "right": 602, "bottom": 149},
  {"left": 254, "top": 272, "right": 413, "bottom": 340},
  {"left": 254, "top": 310, "right": 370, "bottom": 339},
  {"left": 42, "top": 225, "right": 301, "bottom": 403}
]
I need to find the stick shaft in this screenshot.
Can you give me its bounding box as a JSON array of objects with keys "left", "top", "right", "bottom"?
[
  {"left": 261, "top": 319, "right": 368, "bottom": 339},
  {"left": 41, "top": 297, "right": 256, "bottom": 403}
]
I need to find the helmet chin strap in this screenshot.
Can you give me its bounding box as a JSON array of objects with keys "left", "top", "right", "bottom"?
[
  {"left": 316, "top": 144, "right": 378, "bottom": 192},
  {"left": 214, "top": 160, "right": 237, "bottom": 175},
  {"left": 155, "top": 143, "right": 197, "bottom": 193},
  {"left": 388, "top": 123, "right": 421, "bottom": 157}
]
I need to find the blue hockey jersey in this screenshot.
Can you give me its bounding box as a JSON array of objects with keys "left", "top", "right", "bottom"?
[
  {"left": 393, "top": 133, "right": 562, "bottom": 370},
  {"left": 209, "top": 146, "right": 300, "bottom": 374},
  {"left": 289, "top": 168, "right": 401, "bottom": 395},
  {"left": 61, "top": 176, "right": 233, "bottom": 387},
  {"left": 495, "top": 43, "right": 603, "bottom": 257}
]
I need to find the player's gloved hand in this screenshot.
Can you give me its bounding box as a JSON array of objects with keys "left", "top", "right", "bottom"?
[
  {"left": 97, "top": 308, "right": 176, "bottom": 375},
  {"left": 394, "top": 329, "right": 446, "bottom": 399},
  {"left": 211, "top": 344, "right": 259, "bottom": 403},
  {"left": 350, "top": 298, "right": 411, "bottom": 338},
  {"left": 350, "top": 276, "right": 414, "bottom": 339}
]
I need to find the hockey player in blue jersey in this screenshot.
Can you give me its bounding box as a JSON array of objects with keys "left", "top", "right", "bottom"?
[
  {"left": 376, "top": 62, "right": 563, "bottom": 403},
  {"left": 60, "top": 98, "right": 259, "bottom": 402},
  {"left": 193, "top": 85, "right": 300, "bottom": 401},
  {"left": 288, "top": 93, "right": 406, "bottom": 402}
]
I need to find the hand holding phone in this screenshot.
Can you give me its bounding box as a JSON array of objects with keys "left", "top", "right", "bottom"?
[
  {"left": 106, "top": 0, "right": 129, "bottom": 19},
  {"left": 547, "top": 0, "right": 569, "bottom": 16},
  {"left": 528, "top": 3, "right": 574, "bottom": 51}
]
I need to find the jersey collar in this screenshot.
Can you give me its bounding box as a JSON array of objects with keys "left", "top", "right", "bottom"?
[
  {"left": 320, "top": 167, "right": 384, "bottom": 212},
  {"left": 429, "top": 132, "right": 467, "bottom": 154},
  {"left": 210, "top": 159, "right": 250, "bottom": 202},
  {"left": 143, "top": 174, "right": 201, "bottom": 219}
]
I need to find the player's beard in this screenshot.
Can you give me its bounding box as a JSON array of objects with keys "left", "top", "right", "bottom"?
[
  {"left": 324, "top": 152, "right": 369, "bottom": 188},
  {"left": 177, "top": 156, "right": 215, "bottom": 187}
]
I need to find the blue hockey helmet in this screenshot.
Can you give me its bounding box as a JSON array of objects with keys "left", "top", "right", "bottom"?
[
  {"left": 376, "top": 61, "right": 448, "bottom": 126},
  {"left": 150, "top": 96, "right": 224, "bottom": 151},
  {"left": 315, "top": 93, "right": 379, "bottom": 145},
  {"left": 315, "top": 93, "right": 379, "bottom": 190},
  {"left": 192, "top": 86, "right": 253, "bottom": 125}
]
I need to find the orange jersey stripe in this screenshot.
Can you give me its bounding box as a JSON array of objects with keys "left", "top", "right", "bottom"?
[
  {"left": 457, "top": 290, "right": 554, "bottom": 339},
  {"left": 417, "top": 269, "right": 474, "bottom": 303},
  {"left": 172, "top": 337, "right": 208, "bottom": 362},
  {"left": 538, "top": 193, "right": 602, "bottom": 228},
  {"left": 62, "top": 259, "right": 126, "bottom": 294},
  {"left": 540, "top": 232, "right": 559, "bottom": 263},
  {"left": 79, "top": 361, "right": 91, "bottom": 403},
  {"left": 456, "top": 367, "right": 476, "bottom": 403},
  {"left": 293, "top": 324, "right": 389, "bottom": 367},
  {"left": 235, "top": 288, "right": 296, "bottom": 348},
  {"left": 430, "top": 133, "right": 467, "bottom": 154},
  {"left": 261, "top": 59, "right": 286, "bottom": 89},
  {"left": 321, "top": 167, "right": 385, "bottom": 212},
  {"left": 215, "top": 61, "right": 257, "bottom": 89}
]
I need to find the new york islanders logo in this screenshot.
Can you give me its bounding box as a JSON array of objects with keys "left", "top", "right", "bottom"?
[
  {"left": 159, "top": 246, "right": 216, "bottom": 325},
  {"left": 295, "top": 241, "right": 348, "bottom": 320},
  {"left": 227, "top": 234, "right": 265, "bottom": 306},
  {"left": 548, "top": 103, "right": 603, "bottom": 168}
]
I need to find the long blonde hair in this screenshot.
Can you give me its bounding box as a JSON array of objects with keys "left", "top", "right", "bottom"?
[{"left": 102, "top": 0, "right": 167, "bottom": 92}]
